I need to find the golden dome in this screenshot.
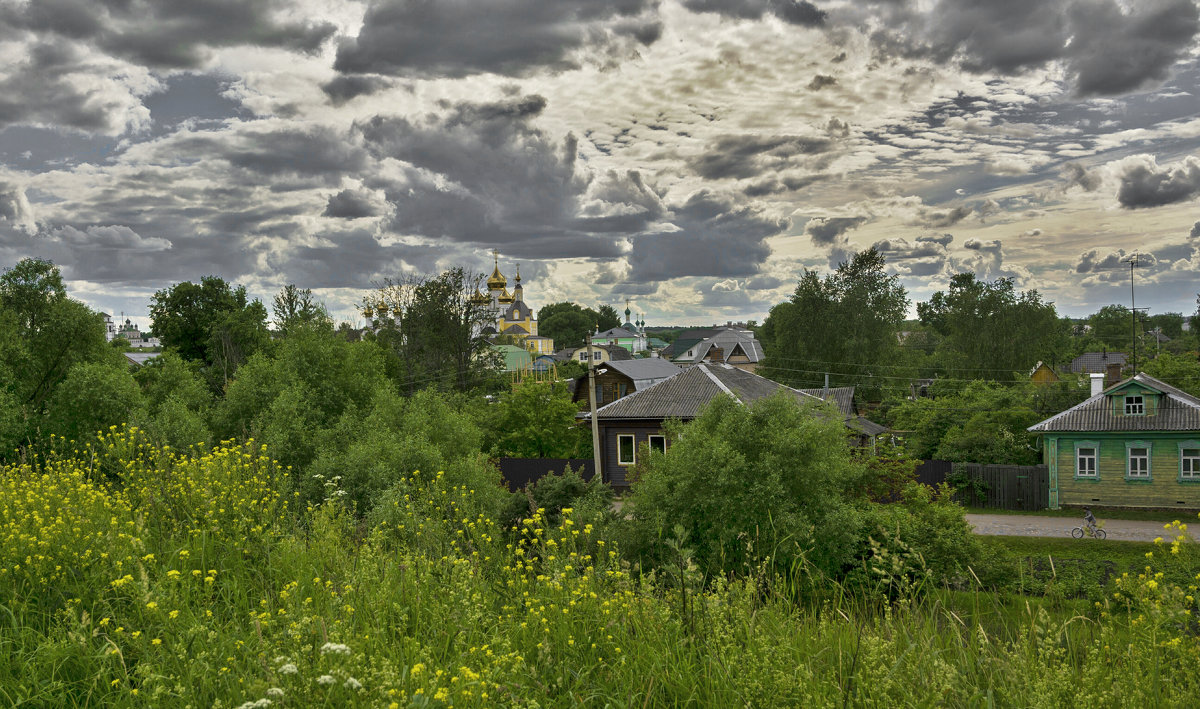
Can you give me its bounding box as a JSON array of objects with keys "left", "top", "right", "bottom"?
[{"left": 487, "top": 250, "right": 507, "bottom": 290}]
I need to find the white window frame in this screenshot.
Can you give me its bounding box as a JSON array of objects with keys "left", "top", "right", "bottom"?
[
  {"left": 1075, "top": 441, "right": 1098, "bottom": 480},
  {"left": 593, "top": 351, "right": 602, "bottom": 361},
  {"left": 1125, "top": 395, "right": 1145, "bottom": 416},
  {"left": 578, "top": 352, "right": 588, "bottom": 361},
  {"left": 647, "top": 435, "right": 666, "bottom": 454},
  {"left": 1180, "top": 442, "right": 1200, "bottom": 482},
  {"left": 1126, "top": 441, "right": 1151, "bottom": 480},
  {"left": 617, "top": 434, "right": 636, "bottom": 466}
]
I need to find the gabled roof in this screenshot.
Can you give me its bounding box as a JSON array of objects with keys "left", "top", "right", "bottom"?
[
  {"left": 794, "top": 385, "right": 888, "bottom": 436},
  {"left": 124, "top": 352, "right": 160, "bottom": 367},
  {"left": 1068, "top": 351, "right": 1127, "bottom": 374},
  {"left": 595, "top": 327, "right": 636, "bottom": 339},
  {"left": 1027, "top": 372, "right": 1200, "bottom": 432},
  {"left": 604, "top": 359, "right": 682, "bottom": 388},
  {"left": 674, "top": 329, "right": 764, "bottom": 364},
  {"left": 587, "top": 363, "right": 824, "bottom": 420}
]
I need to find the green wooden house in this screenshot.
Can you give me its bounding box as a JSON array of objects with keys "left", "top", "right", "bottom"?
[{"left": 1027, "top": 373, "right": 1200, "bottom": 510}]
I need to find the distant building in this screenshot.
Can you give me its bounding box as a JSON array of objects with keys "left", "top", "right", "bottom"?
[
  {"left": 471, "top": 254, "right": 554, "bottom": 355},
  {"left": 1029, "top": 361, "right": 1061, "bottom": 385},
  {"left": 665, "top": 327, "right": 763, "bottom": 372},
  {"left": 103, "top": 314, "right": 160, "bottom": 348},
  {"left": 1068, "top": 351, "right": 1127, "bottom": 375}
]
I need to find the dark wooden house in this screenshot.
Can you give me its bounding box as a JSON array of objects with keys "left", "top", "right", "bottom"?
[{"left": 582, "top": 363, "right": 886, "bottom": 488}]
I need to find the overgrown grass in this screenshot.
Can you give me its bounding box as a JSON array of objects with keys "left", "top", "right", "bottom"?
[{"left": 3, "top": 429, "right": 1200, "bottom": 707}]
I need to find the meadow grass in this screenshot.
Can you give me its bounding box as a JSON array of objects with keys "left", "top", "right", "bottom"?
[{"left": 2, "top": 429, "right": 1200, "bottom": 707}]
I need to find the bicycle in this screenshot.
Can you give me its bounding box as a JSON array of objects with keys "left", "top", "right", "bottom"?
[{"left": 1071, "top": 523, "right": 1106, "bottom": 540}]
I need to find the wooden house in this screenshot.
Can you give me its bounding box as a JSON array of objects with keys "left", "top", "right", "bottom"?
[
  {"left": 572, "top": 359, "right": 682, "bottom": 408},
  {"left": 1029, "top": 361, "right": 1060, "bottom": 385},
  {"left": 582, "top": 363, "right": 885, "bottom": 488},
  {"left": 1027, "top": 373, "right": 1200, "bottom": 510}
]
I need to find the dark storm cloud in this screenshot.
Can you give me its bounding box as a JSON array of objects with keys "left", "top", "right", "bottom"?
[
  {"left": 742, "top": 174, "right": 821, "bottom": 197},
  {"left": 682, "top": 0, "right": 826, "bottom": 26},
  {"left": 321, "top": 75, "right": 396, "bottom": 106},
  {"left": 0, "top": 0, "right": 336, "bottom": 69},
  {"left": 1066, "top": 0, "right": 1199, "bottom": 97},
  {"left": 0, "top": 40, "right": 142, "bottom": 133},
  {"left": 1191, "top": 221, "right": 1200, "bottom": 239},
  {"left": 807, "top": 74, "right": 838, "bottom": 90},
  {"left": 357, "top": 94, "right": 664, "bottom": 259},
  {"left": 626, "top": 191, "right": 786, "bottom": 281},
  {"left": 873, "top": 0, "right": 1200, "bottom": 97},
  {"left": 1062, "top": 162, "right": 1103, "bottom": 192},
  {"left": 323, "top": 189, "right": 383, "bottom": 219},
  {"left": 804, "top": 216, "right": 866, "bottom": 245},
  {"left": 689, "top": 134, "right": 833, "bottom": 180},
  {"left": 1075, "top": 248, "right": 1159, "bottom": 277},
  {"left": 334, "top": 0, "right": 662, "bottom": 79},
  {"left": 1116, "top": 155, "right": 1200, "bottom": 208}
]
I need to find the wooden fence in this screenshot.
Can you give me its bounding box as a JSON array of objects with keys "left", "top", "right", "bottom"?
[
  {"left": 912, "top": 460, "right": 1049, "bottom": 511},
  {"left": 496, "top": 458, "right": 596, "bottom": 491}
]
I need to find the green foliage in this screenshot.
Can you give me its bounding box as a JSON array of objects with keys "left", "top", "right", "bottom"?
[
  {"left": 918, "top": 273, "right": 1067, "bottom": 375},
  {"left": 148, "top": 275, "right": 270, "bottom": 388},
  {"left": 1141, "top": 352, "right": 1200, "bottom": 397},
  {"left": 485, "top": 380, "right": 588, "bottom": 458},
  {"left": 504, "top": 463, "right": 614, "bottom": 528},
  {"left": 627, "top": 392, "right": 867, "bottom": 576},
  {"left": 1088, "top": 304, "right": 1135, "bottom": 353},
  {"left": 306, "top": 388, "right": 507, "bottom": 516},
  {"left": 886, "top": 380, "right": 1043, "bottom": 464},
  {"left": 537, "top": 301, "right": 620, "bottom": 349},
  {"left": 759, "top": 248, "right": 909, "bottom": 399},
  {"left": 372, "top": 268, "right": 499, "bottom": 393},
  {"left": 272, "top": 284, "right": 332, "bottom": 334},
  {"left": 45, "top": 361, "right": 145, "bottom": 445}
]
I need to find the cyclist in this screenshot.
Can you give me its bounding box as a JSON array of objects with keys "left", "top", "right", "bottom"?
[{"left": 1083, "top": 507, "right": 1098, "bottom": 534}]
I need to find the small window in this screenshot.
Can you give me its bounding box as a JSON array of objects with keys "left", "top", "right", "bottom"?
[
  {"left": 618, "top": 382, "right": 628, "bottom": 398},
  {"left": 648, "top": 435, "right": 666, "bottom": 454},
  {"left": 1128, "top": 446, "right": 1150, "bottom": 478},
  {"left": 617, "top": 434, "right": 635, "bottom": 465},
  {"left": 1125, "top": 395, "right": 1144, "bottom": 415},
  {"left": 1182, "top": 448, "right": 1200, "bottom": 479},
  {"left": 579, "top": 352, "right": 588, "bottom": 361},
  {"left": 593, "top": 351, "right": 602, "bottom": 360},
  {"left": 1076, "top": 447, "right": 1097, "bottom": 478}
]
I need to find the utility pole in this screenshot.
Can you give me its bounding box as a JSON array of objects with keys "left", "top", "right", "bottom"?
[
  {"left": 1126, "top": 252, "right": 1139, "bottom": 372},
  {"left": 586, "top": 331, "right": 603, "bottom": 484}
]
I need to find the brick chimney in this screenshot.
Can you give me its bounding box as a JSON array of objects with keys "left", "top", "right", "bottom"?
[{"left": 1105, "top": 362, "right": 1123, "bottom": 388}]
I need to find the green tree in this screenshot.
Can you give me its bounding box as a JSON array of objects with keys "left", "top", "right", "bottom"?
[
  {"left": 45, "top": 361, "right": 145, "bottom": 444},
  {"left": 759, "top": 248, "right": 909, "bottom": 397},
  {"left": 918, "top": 274, "right": 1066, "bottom": 376},
  {"left": 627, "top": 392, "right": 866, "bottom": 576},
  {"left": 537, "top": 302, "right": 607, "bottom": 349},
  {"left": 1142, "top": 353, "right": 1200, "bottom": 398},
  {"left": 149, "top": 276, "right": 269, "bottom": 385},
  {"left": 597, "top": 304, "right": 621, "bottom": 330},
  {"left": 485, "top": 380, "right": 589, "bottom": 458},
  {"left": 886, "top": 381, "right": 1044, "bottom": 464},
  {"left": 272, "top": 284, "right": 332, "bottom": 335},
  {"left": 1, "top": 259, "right": 114, "bottom": 430},
  {"left": 373, "top": 268, "right": 499, "bottom": 393},
  {"left": 1087, "top": 304, "right": 1136, "bottom": 354}
]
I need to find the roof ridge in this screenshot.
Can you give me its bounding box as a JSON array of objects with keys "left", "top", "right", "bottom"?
[{"left": 699, "top": 364, "right": 739, "bottom": 402}]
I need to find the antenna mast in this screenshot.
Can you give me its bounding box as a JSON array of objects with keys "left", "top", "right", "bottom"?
[{"left": 1126, "top": 251, "right": 1138, "bottom": 372}]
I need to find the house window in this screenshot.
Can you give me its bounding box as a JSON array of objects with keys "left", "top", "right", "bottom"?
[
  {"left": 1076, "top": 445, "right": 1097, "bottom": 478},
  {"left": 1125, "top": 395, "right": 1144, "bottom": 415},
  {"left": 593, "top": 351, "right": 602, "bottom": 361},
  {"left": 1127, "top": 444, "right": 1151, "bottom": 479},
  {"left": 647, "top": 435, "right": 666, "bottom": 454},
  {"left": 617, "top": 382, "right": 628, "bottom": 398},
  {"left": 579, "top": 352, "right": 588, "bottom": 361},
  {"left": 617, "top": 434, "right": 635, "bottom": 465},
  {"left": 1181, "top": 445, "right": 1200, "bottom": 480}
]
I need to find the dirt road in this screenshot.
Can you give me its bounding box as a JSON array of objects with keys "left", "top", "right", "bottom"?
[{"left": 965, "top": 513, "right": 1189, "bottom": 542}]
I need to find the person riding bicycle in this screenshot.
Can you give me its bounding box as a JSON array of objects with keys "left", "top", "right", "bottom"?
[{"left": 1083, "top": 507, "right": 1098, "bottom": 532}]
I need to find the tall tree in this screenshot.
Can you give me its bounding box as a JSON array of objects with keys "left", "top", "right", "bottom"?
[
  {"left": 1087, "top": 304, "right": 1136, "bottom": 354},
  {"left": 485, "top": 380, "right": 588, "bottom": 458},
  {"left": 918, "top": 274, "right": 1066, "bottom": 377},
  {"left": 149, "top": 276, "right": 269, "bottom": 387},
  {"left": 373, "top": 268, "right": 499, "bottom": 393},
  {"left": 596, "top": 304, "right": 621, "bottom": 330},
  {"left": 759, "top": 248, "right": 909, "bottom": 394},
  {"left": 272, "top": 284, "right": 331, "bottom": 334}
]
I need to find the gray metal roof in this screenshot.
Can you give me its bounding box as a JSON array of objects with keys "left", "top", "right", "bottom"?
[
  {"left": 794, "top": 385, "right": 888, "bottom": 436},
  {"left": 1068, "top": 351, "right": 1127, "bottom": 374},
  {"left": 588, "top": 363, "right": 823, "bottom": 420},
  {"left": 604, "top": 359, "right": 682, "bottom": 389},
  {"left": 595, "top": 327, "right": 636, "bottom": 339},
  {"left": 124, "top": 352, "right": 161, "bottom": 367},
  {"left": 674, "top": 329, "right": 764, "bottom": 364},
  {"left": 1028, "top": 373, "right": 1200, "bottom": 432}
]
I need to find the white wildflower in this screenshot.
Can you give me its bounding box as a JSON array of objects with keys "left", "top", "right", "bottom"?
[
  {"left": 266, "top": 688, "right": 284, "bottom": 698},
  {"left": 344, "top": 677, "right": 363, "bottom": 690},
  {"left": 317, "top": 675, "right": 335, "bottom": 686},
  {"left": 273, "top": 656, "right": 288, "bottom": 665},
  {"left": 278, "top": 663, "right": 298, "bottom": 675},
  {"left": 320, "top": 642, "right": 351, "bottom": 656},
  {"left": 236, "top": 700, "right": 272, "bottom": 709}
]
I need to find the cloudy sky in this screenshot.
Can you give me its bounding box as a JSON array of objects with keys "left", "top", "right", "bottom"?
[{"left": 2, "top": 0, "right": 1200, "bottom": 327}]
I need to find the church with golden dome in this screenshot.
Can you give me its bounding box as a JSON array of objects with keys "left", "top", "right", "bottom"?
[{"left": 471, "top": 253, "right": 554, "bottom": 355}]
